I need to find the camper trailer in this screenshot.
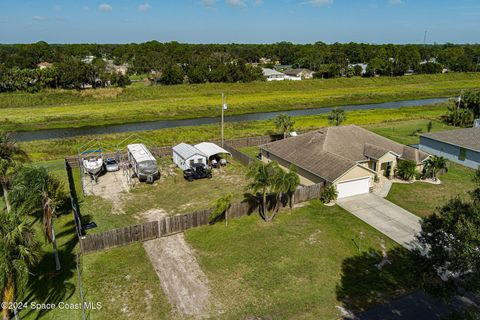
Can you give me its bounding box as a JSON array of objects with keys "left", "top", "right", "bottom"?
[{"left": 127, "top": 144, "right": 160, "bottom": 183}]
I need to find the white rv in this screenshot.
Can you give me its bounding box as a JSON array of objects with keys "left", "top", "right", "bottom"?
[{"left": 127, "top": 144, "right": 160, "bottom": 182}]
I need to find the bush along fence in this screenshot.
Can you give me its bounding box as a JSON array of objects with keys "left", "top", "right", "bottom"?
[{"left": 79, "top": 183, "right": 325, "bottom": 254}]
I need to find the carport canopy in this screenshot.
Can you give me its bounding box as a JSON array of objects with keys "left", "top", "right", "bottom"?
[{"left": 194, "top": 142, "right": 231, "bottom": 158}]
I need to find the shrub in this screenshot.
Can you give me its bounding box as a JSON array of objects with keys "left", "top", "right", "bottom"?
[
  {"left": 396, "top": 160, "right": 417, "bottom": 181},
  {"left": 321, "top": 184, "right": 338, "bottom": 204}
]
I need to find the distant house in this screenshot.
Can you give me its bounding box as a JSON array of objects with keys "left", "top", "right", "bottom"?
[
  {"left": 37, "top": 62, "right": 53, "bottom": 70},
  {"left": 419, "top": 128, "right": 480, "bottom": 169},
  {"left": 420, "top": 58, "right": 438, "bottom": 65},
  {"left": 261, "top": 68, "right": 286, "bottom": 81},
  {"left": 81, "top": 55, "right": 95, "bottom": 64},
  {"left": 283, "top": 68, "right": 314, "bottom": 80},
  {"left": 260, "top": 125, "right": 428, "bottom": 199},
  {"left": 105, "top": 60, "right": 129, "bottom": 76},
  {"left": 348, "top": 63, "right": 368, "bottom": 75},
  {"left": 172, "top": 143, "right": 207, "bottom": 171}
]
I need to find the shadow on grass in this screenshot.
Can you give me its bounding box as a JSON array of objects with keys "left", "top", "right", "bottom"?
[
  {"left": 22, "top": 219, "right": 78, "bottom": 320},
  {"left": 336, "top": 247, "right": 423, "bottom": 316}
]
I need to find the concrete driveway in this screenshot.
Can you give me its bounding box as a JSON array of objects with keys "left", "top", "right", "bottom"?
[{"left": 338, "top": 194, "right": 422, "bottom": 250}]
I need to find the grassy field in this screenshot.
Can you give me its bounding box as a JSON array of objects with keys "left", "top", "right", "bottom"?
[
  {"left": 9, "top": 160, "right": 172, "bottom": 320},
  {"left": 76, "top": 157, "right": 249, "bottom": 233},
  {"left": 1, "top": 73, "right": 479, "bottom": 131},
  {"left": 20, "top": 103, "right": 449, "bottom": 161},
  {"left": 368, "top": 119, "right": 457, "bottom": 145},
  {"left": 81, "top": 243, "right": 172, "bottom": 320},
  {"left": 185, "top": 200, "right": 420, "bottom": 319},
  {"left": 387, "top": 163, "right": 476, "bottom": 218}
]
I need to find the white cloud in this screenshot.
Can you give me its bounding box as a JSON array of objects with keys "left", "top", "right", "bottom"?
[
  {"left": 304, "top": 0, "right": 333, "bottom": 7},
  {"left": 32, "top": 15, "right": 48, "bottom": 21},
  {"left": 99, "top": 3, "right": 113, "bottom": 12},
  {"left": 138, "top": 3, "right": 150, "bottom": 12},
  {"left": 389, "top": 0, "right": 403, "bottom": 5},
  {"left": 254, "top": 0, "right": 264, "bottom": 5},
  {"left": 226, "top": 0, "right": 246, "bottom": 7},
  {"left": 201, "top": 0, "right": 216, "bottom": 7}
]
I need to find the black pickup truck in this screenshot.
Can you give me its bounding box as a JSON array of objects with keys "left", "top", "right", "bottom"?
[{"left": 183, "top": 163, "right": 213, "bottom": 182}]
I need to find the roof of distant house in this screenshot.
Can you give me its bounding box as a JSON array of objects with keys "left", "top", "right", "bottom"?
[
  {"left": 37, "top": 62, "right": 53, "bottom": 68},
  {"left": 261, "top": 68, "right": 285, "bottom": 77},
  {"left": 421, "top": 128, "right": 480, "bottom": 152},
  {"left": 261, "top": 125, "right": 429, "bottom": 182},
  {"left": 283, "top": 68, "right": 312, "bottom": 76}
]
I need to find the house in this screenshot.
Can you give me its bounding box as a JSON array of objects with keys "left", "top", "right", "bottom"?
[
  {"left": 419, "top": 128, "right": 480, "bottom": 169},
  {"left": 260, "top": 125, "right": 429, "bottom": 199},
  {"left": 261, "top": 68, "right": 286, "bottom": 81},
  {"left": 283, "top": 68, "right": 314, "bottom": 80},
  {"left": 37, "top": 62, "right": 53, "bottom": 69},
  {"left": 348, "top": 63, "right": 368, "bottom": 75},
  {"left": 172, "top": 143, "right": 207, "bottom": 170},
  {"left": 105, "top": 60, "right": 129, "bottom": 76}
]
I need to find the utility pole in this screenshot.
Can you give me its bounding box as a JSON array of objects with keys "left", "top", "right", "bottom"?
[{"left": 221, "top": 93, "right": 227, "bottom": 147}]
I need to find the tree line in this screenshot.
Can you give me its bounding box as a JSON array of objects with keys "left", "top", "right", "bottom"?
[
  {"left": 1, "top": 132, "right": 69, "bottom": 319},
  {"left": 1, "top": 41, "right": 480, "bottom": 92}
]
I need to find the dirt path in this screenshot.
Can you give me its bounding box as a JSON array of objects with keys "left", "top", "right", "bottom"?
[{"left": 142, "top": 210, "right": 210, "bottom": 317}]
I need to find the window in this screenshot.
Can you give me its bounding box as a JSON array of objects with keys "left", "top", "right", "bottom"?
[
  {"left": 190, "top": 159, "right": 195, "bottom": 166},
  {"left": 266, "top": 152, "right": 270, "bottom": 159},
  {"left": 198, "top": 158, "right": 203, "bottom": 164},
  {"left": 459, "top": 148, "right": 467, "bottom": 161},
  {"left": 372, "top": 162, "right": 377, "bottom": 171}
]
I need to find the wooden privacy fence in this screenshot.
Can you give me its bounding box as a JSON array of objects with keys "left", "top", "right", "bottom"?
[
  {"left": 80, "top": 183, "right": 324, "bottom": 254},
  {"left": 223, "top": 143, "right": 256, "bottom": 166}
]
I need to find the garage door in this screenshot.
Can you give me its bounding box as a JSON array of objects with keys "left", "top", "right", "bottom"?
[{"left": 336, "top": 177, "right": 370, "bottom": 199}]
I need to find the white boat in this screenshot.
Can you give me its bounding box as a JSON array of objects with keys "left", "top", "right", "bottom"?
[{"left": 82, "top": 157, "right": 104, "bottom": 176}]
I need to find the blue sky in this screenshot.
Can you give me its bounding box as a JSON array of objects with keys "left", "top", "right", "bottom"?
[{"left": 0, "top": 0, "right": 479, "bottom": 44}]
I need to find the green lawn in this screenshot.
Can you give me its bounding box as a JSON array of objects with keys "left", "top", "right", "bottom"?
[
  {"left": 369, "top": 119, "right": 457, "bottom": 145},
  {"left": 387, "top": 163, "right": 476, "bottom": 217},
  {"left": 185, "top": 201, "right": 420, "bottom": 319},
  {"left": 77, "top": 157, "right": 249, "bottom": 233},
  {"left": 238, "top": 146, "right": 261, "bottom": 159},
  {"left": 1, "top": 73, "right": 478, "bottom": 131},
  {"left": 81, "top": 243, "right": 171, "bottom": 320},
  {"left": 10, "top": 160, "right": 172, "bottom": 320},
  {"left": 21, "top": 103, "right": 448, "bottom": 161}
]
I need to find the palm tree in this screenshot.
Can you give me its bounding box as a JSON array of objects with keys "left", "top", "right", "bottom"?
[
  {"left": 247, "top": 161, "right": 277, "bottom": 222},
  {"left": 274, "top": 113, "right": 295, "bottom": 139},
  {"left": 0, "top": 132, "right": 28, "bottom": 213},
  {"left": 10, "top": 166, "right": 65, "bottom": 271},
  {"left": 284, "top": 166, "right": 301, "bottom": 211},
  {"left": 424, "top": 156, "right": 449, "bottom": 181},
  {"left": 271, "top": 166, "right": 287, "bottom": 216},
  {"left": 0, "top": 212, "right": 41, "bottom": 320},
  {"left": 328, "top": 108, "right": 346, "bottom": 126},
  {"left": 209, "top": 193, "right": 233, "bottom": 226}
]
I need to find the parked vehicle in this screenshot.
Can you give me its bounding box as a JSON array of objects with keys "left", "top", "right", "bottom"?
[
  {"left": 82, "top": 157, "right": 103, "bottom": 176},
  {"left": 183, "top": 163, "right": 212, "bottom": 182},
  {"left": 105, "top": 158, "right": 119, "bottom": 172},
  {"left": 127, "top": 144, "right": 160, "bottom": 183}
]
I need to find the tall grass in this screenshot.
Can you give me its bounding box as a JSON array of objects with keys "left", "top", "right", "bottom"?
[
  {"left": 0, "top": 73, "right": 478, "bottom": 131},
  {"left": 20, "top": 103, "right": 449, "bottom": 161}
]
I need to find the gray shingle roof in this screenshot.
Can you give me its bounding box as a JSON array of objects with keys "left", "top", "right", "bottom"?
[
  {"left": 283, "top": 68, "right": 312, "bottom": 76},
  {"left": 421, "top": 128, "right": 480, "bottom": 152},
  {"left": 261, "top": 125, "right": 428, "bottom": 182}
]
